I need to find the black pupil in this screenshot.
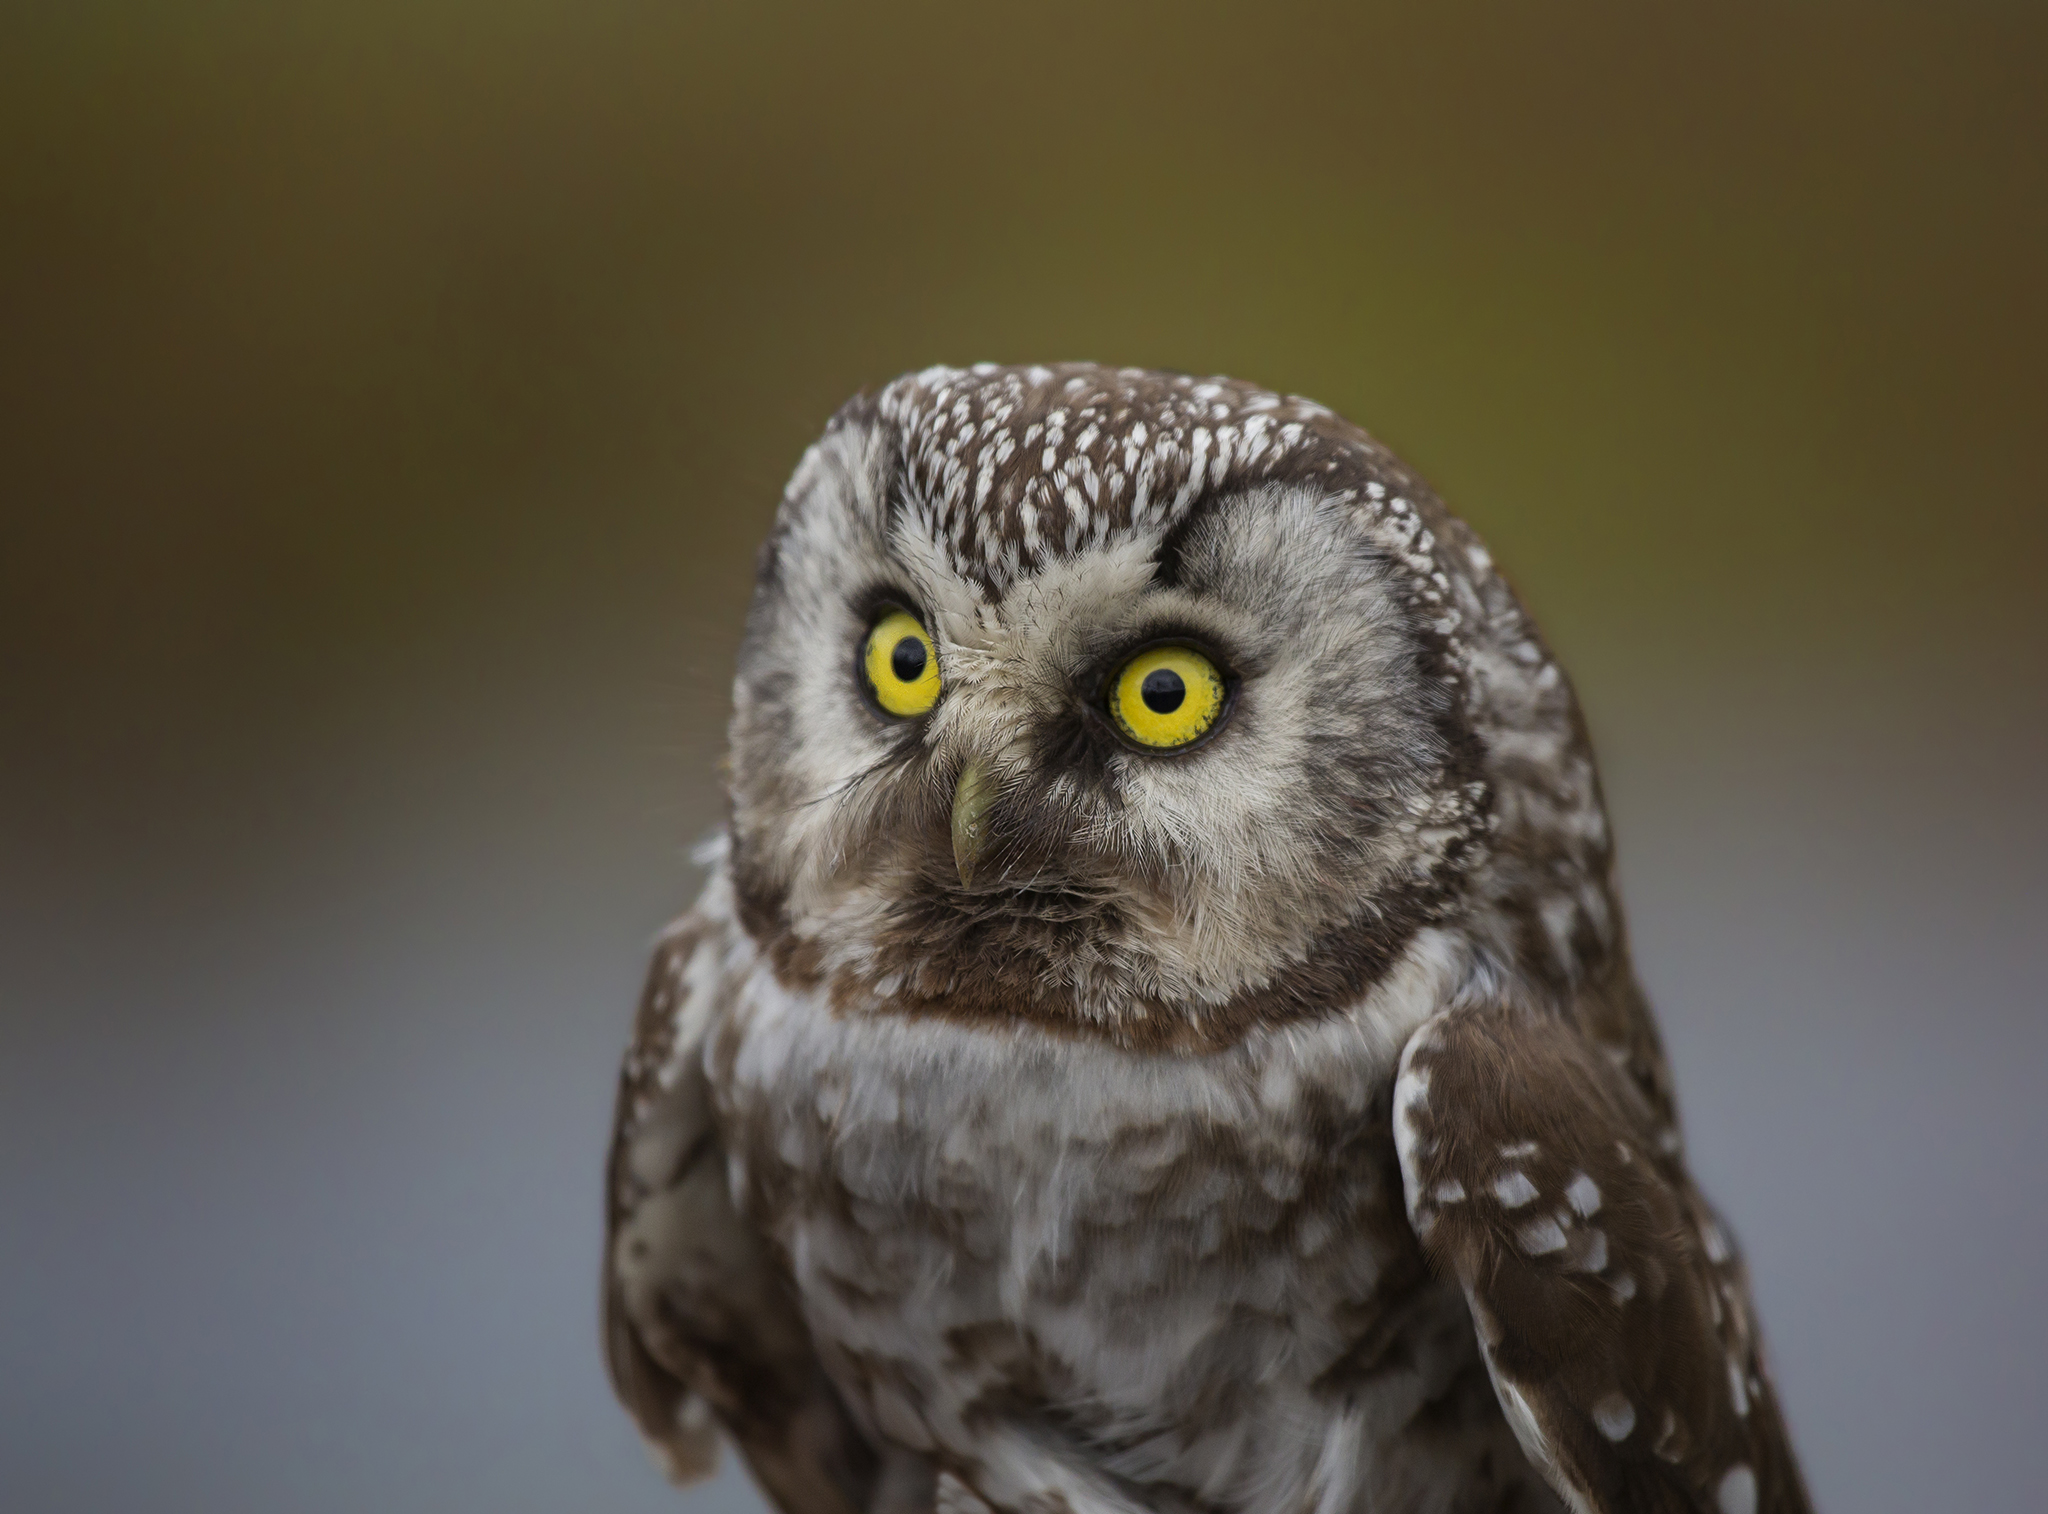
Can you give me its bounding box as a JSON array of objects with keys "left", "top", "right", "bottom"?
[
  {"left": 1140, "top": 668, "right": 1186, "bottom": 714},
  {"left": 890, "top": 635, "right": 927, "bottom": 683}
]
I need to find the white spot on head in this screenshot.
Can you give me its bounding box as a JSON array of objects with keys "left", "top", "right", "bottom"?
[
  {"left": 1718, "top": 1464, "right": 1757, "bottom": 1514},
  {"left": 1610, "top": 1272, "right": 1637, "bottom": 1303},
  {"left": 1518, "top": 1216, "right": 1569, "bottom": 1255},
  {"left": 1591, "top": 1393, "right": 1636, "bottom": 1442},
  {"left": 1493, "top": 1171, "right": 1540, "bottom": 1209},
  {"left": 1499, "top": 1140, "right": 1539, "bottom": 1159},
  {"left": 1728, "top": 1359, "right": 1751, "bottom": 1417},
  {"left": 1565, "top": 1172, "right": 1602, "bottom": 1217}
]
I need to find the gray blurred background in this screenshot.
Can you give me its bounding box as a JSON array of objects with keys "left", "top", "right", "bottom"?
[{"left": 2, "top": 4, "right": 2043, "bottom": 1510}]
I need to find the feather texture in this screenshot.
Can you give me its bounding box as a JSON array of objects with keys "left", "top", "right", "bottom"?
[{"left": 1395, "top": 1006, "right": 1810, "bottom": 1513}]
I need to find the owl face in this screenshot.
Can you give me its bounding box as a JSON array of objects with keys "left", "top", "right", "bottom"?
[{"left": 724, "top": 366, "right": 1567, "bottom": 1047}]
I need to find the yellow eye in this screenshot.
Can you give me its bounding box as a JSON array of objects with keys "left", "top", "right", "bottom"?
[
  {"left": 1109, "top": 644, "right": 1227, "bottom": 750},
  {"left": 863, "top": 610, "right": 941, "bottom": 717}
]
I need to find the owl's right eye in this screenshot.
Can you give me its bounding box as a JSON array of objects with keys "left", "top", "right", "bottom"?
[{"left": 862, "top": 610, "right": 942, "bottom": 717}]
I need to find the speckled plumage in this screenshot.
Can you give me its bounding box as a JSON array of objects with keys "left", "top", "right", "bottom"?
[{"left": 603, "top": 364, "right": 1810, "bottom": 1514}]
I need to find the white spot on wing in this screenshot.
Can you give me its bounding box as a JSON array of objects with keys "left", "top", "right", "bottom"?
[
  {"left": 1579, "top": 1227, "right": 1609, "bottom": 1273},
  {"left": 1496, "top": 1376, "right": 1549, "bottom": 1470},
  {"left": 1702, "top": 1220, "right": 1732, "bottom": 1264},
  {"left": 1493, "top": 1171, "right": 1540, "bottom": 1208},
  {"left": 1518, "top": 1216, "right": 1569, "bottom": 1255},
  {"left": 1392, "top": 1063, "right": 1432, "bottom": 1182},
  {"left": 1718, "top": 1464, "right": 1757, "bottom": 1514},
  {"left": 1592, "top": 1394, "right": 1636, "bottom": 1442},
  {"left": 1565, "top": 1172, "right": 1602, "bottom": 1217}
]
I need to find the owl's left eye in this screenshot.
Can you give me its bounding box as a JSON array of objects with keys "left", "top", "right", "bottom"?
[
  {"left": 862, "top": 609, "right": 942, "bottom": 717},
  {"left": 1108, "top": 644, "right": 1228, "bottom": 751}
]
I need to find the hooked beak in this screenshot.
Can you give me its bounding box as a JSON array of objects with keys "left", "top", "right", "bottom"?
[{"left": 950, "top": 759, "right": 997, "bottom": 887}]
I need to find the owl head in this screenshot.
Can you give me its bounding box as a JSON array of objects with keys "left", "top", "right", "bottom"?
[{"left": 724, "top": 365, "right": 1619, "bottom": 1049}]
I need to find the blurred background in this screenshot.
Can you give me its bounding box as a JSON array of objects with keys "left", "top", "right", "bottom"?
[{"left": 3, "top": 3, "right": 2042, "bottom": 1510}]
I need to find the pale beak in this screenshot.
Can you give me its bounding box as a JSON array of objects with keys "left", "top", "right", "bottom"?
[{"left": 950, "top": 759, "right": 997, "bottom": 887}]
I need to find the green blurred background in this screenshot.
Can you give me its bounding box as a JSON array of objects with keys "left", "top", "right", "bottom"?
[{"left": 3, "top": 4, "right": 2043, "bottom": 1511}]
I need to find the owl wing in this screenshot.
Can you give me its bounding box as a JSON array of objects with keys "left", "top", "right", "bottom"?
[
  {"left": 1391, "top": 1003, "right": 1811, "bottom": 1514},
  {"left": 604, "top": 875, "right": 879, "bottom": 1514}
]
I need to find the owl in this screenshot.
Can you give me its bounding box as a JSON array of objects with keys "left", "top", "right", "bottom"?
[{"left": 603, "top": 364, "right": 1810, "bottom": 1514}]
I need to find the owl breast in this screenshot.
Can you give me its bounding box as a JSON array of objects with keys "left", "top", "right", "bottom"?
[{"left": 709, "top": 931, "right": 1548, "bottom": 1514}]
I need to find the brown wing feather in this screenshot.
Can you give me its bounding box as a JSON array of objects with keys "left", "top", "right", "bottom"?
[
  {"left": 604, "top": 896, "right": 880, "bottom": 1514},
  {"left": 1393, "top": 1003, "right": 1811, "bottom": 1514}
]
